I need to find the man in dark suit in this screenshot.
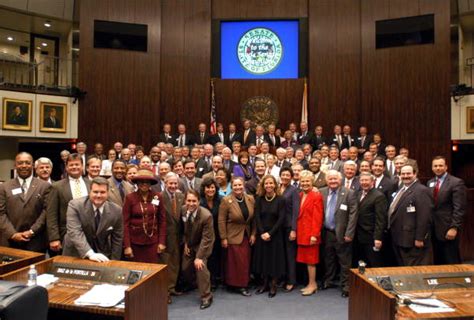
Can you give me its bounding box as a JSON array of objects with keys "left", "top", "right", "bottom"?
[
  {"left": 241, "top": 119, "right": 256, "bottom": 147},
  {"left": 275, "top": 148, "right": 291, "bottom": 170},
  {"left": 329, "top": 125, "right": 344, "bottom": 149},
  {"left": 210, "top": 123, "right": 225, "bottom": 145},
  {"left": 47, "top": 153, "right": 91, "bottom": 254},
  {"left": 62, "top": 177, "right": 123, "bottom": 261},
  {"left": 158, "top": 123, "right": 175, "bottom": 144},
  {"left": 180, "top": 159, "right": 203, "bottom": 193},
  {"left": 174, "top": 123, "right": 195, "bottom": 147},
  {"left": 159, "top": 172, "right": 185, "bottom": 303},
  {"left": 427, "top": 156, "right": 466, "bottom": 265},
  {"left": 389, "top": 165, "right": 432, "bottom": 266},
  {"left": 249, "top": 125, "right": 268, "bottom": 148},
  {"left": 312, "top": 125, "right": 327, "bottom": 150},
  {"left": 196, "top": 144, "right": 214, "bottom": 178},
  {"left": 297, "top": 121, "right": 313, "bottom": 146},
  {"left": 43, "top": 107, "right": 62, "bottom": 128},
  {"left": 196, "top": 123, "right": 211, "bottom": 145},
  {"left": 225, "top": 123, "right": 242, "bottom": 148},
  {"left": 353, "top": 172, "right": 387, "bottom": 267},
  {"left": 355, "top": 126, "right": 372, "bottom": 158},
  {"left": 371, "top": 158, "right": 397, "bottom": 201},
  {"left": 265, "top": 124, "right": 281, "bottom": 148},
  {"left": 222, "top": 147, "right": 237, "bottom": 173},
  {"left": 308, "top": 157, "right": 327, "bottom": 189},
  {"left": 342, "top": 125, "right": 355, "bottom": 150},
  {"left": 245, "top": 158, "right": 266, "bottom": 195},
  {"left": 180, "top": 190, "right": 215, "bottom": 309},
  {"left": 341, "top": 161, "right": 360, "bottom": 192},
  {"left": 107, "top": 160, "right": 134, "bottom": 207},
  {"left": 0, "top": 152, "right": 51, "bottom": 252},
  {"left": 320, "top": 170, "right": 358, "bottom": 297},
  {"left": 384, "top": 145, "right": 397, "bottom": 177}
]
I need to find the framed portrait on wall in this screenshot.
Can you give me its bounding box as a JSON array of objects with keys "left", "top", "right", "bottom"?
[
  {"left": 467, "top": 107, "right": 474, "bottom": 134},
  {"left": 2, "top": 98, "right": 33, "bottom": 131},
  {"left": 40, "top": 102, "right": 67, "bottom": 133}
]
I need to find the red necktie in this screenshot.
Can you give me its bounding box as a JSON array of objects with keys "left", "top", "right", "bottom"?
[{"left": 433, "top": 179, "right": 440, "bottom": 205}]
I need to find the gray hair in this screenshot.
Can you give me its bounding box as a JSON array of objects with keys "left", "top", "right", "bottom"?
[{"left": 34, "top": 157, "right": 53, "bottom": 168}]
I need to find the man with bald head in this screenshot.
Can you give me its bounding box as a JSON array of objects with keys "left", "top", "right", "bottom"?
[{"left": 0, "top": 152, "right": 51, "bottom": 252}]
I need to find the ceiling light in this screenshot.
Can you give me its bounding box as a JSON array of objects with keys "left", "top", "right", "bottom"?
[
  {"left": 7, "top": 36, "right": 13, "bottom": 41},
  {"left": 44, "top": 21, "right": 51, "bottom": 28},
  {"left": 41, "top": 42, "right": 48, "bottom": 47}
]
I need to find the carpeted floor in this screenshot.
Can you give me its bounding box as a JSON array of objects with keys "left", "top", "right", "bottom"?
[{"left": 168, "top": 285, "right": 348, "bottom": 320}]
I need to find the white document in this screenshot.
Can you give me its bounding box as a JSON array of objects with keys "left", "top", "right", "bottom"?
[
  {"left": 36, "top": 273, "right": 59, "bottom": 288},
  {"left": 74, "top": 284, "right": 128, "bottom": 308},
  {"left": 407, "top": 299, "right": 455, "bottom": 314}
]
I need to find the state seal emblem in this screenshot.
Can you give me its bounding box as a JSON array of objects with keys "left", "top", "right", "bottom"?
[{"left": 237, "top": 28, "right": 283, "bottom": 75}]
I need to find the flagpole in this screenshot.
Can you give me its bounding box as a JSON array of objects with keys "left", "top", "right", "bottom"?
[
  {"left": 210, "top": 79, "right": 217, "bottom": 135},
  {"left": 301, "top": 77, "right": 308, "bottom": 123}
]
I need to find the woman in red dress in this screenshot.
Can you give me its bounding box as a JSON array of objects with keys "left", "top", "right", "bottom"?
[
  {"left": 297, "top": 170, "right": 323, "bottom": 296},
  {"left": 122, "top": 168, "right": 166, "bottom": 263}
]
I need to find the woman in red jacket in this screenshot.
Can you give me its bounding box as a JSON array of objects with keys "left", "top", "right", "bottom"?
[{"left": 297, "top": 170, "right": 323, "bottom": 296}]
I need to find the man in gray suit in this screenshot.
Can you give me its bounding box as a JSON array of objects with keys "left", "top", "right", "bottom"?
[
  {"left": 47, "top": 153, "right": 91, "bottom": 254},
  {"left": 180, "top": 159, "right": 202, "bottom": 193},
  {"left": 320, "top": 169, "right": 358, "bottom": 297},
  {"left": 327, "top": 147, "right": 344, "bottom": 172},
  {"left": 308, "top": 157, "right": 327, "bottom": 189},
  {"left": 427, "top": 156, "right": 466, "bottom": 265},
  {"left": 107, "top": 159, "right": 134, "bottom": 207},
  {"left": 63, "top": 177, "right": 123, "bottom": 261},
  {"left": 0, "top": 152, "right": 51, "bottom": 252}
]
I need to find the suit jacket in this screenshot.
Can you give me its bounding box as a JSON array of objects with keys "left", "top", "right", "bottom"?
[
  {"left": 265, "top": 133, "right": 281, "bottom": 148},
  {"left": 329, "top": 135, "right": 344, "bottom": 149},
  {"left": 375, "top": 175, "right": 398, "bottom": 201},
  {"left": 218, "top": 194, "right": 256, "bottom": 245},
  {"left": 161, "top": 191, "right": 185, "bottom": 253},
  {"left": 223, "top": 159, "right": 237, "bottom": 173},
  {"left": 328, "top": 159, "right": 344, "bottom": 172},
  {"left": 0, "top": 177, "right": 51, "bottom": 252},
  {"left": 245, "top": 176, "right": 260, "bottom": 196},
  {"left": 242, "top": 129, "right": 256, "bottom": 147},
  {"left": 173, "top": 134, "right": 195, "bottom": 146},
  {"left": 196, "top": 132, "right": 211, "bottom": 145},
  {"left": 44, "top": 116, "right": 61, "bottom": 128},
  {"left": 356, "top": 188, "right": 387, "bottom": 244},
  {"left": 427, "top": 174, "right": 466, "bottom": 241},
  {"left": 312, "top": 135, "right": 327, "bottom": 150},
  {"left": 342, "top": 177, "right": 361, "bottom": 192},
  {"left": 249, "top": 134, "right": 268, "bottom": 147},
  {"left": 389, "top": 181, "right": 432, "bottom": 248},
  {"left": 62, "top": 198, "right": 123, "bottom": 260},
  {"left": 210, "top": 133, "right": 226, "bottom": 145},
  {"left": 355, "top": 135, "right": 373, "bottom": 150},
  {"left": 182, "top": 206, "right": 215, "bottom": 259},
  {"left": 180, "top": 177, "right": 203, "bottom": 193},
  {"left": 342, "top": 135, "right": 355, "bottom": 149},
  {"left": 313, "top": 171, "right": 327, "bottom": 189},
  {"left": 320, "top": 186, "right": 358, "bottom": 243},
  {"left": 196, "top": 158, "right": 211, "bottom": 178},
  {"left": 225, "top": 132, "right": 242, "bottom": 147},
  {"left": 275, "top": 159, "right": 291, "bottom": 170},
  {"left": 107, "top": 178, "right": 134, "bottom": 207},
  {"left": 158, "top": 132, "right": 175, "bottom": 144},
  {"left": 47, "top": 178, "right": 91, "bottom": 242},
  {"left": 297, "top": 132, "right": 314, "bottom": 146},
  {"left": 297, "top": 191, "right": 323, "bottom": 245},
  {"left": 282, "top": 185, "right": 300, "bottom": 230}
]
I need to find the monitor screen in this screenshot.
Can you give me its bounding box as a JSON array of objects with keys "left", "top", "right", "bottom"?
[
  {"left": 94, "top": 20, "right": 148, "bottom": 52},
  {"left": 376, "top": 14, "right": 434, "bottom": 49},
  {"left": 220, "top": 20, "right": 299, "bottom": 79}
]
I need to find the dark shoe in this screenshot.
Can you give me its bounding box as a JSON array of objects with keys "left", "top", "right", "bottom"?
[
  {"left": 239, "top": 288, "right": 252, "bottom": 297},
  {"left": 167, "top": 295, "right": 172, "bottom": 304},
  {"left": 255, "top": 286, "right": 268, "bottom": 295},
  {"left": 268, "top": 288, "right": 277, "bottom": 298},
  {"left": 200, "top": 296, "right": 213, "bottom": 309},
  {"left": 341, "top": 291, "right": 349, "bottom": 298}
]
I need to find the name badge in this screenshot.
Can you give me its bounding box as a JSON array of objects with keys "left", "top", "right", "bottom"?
[
  {"left": 12, "top": 188, "right": 22, "bottom": 195},
  {"left": 340, "top": 204, "right": 348, "bottom": 211},
  {"left": 407, "top": 205, "right": 416, "bottom": 213},
  {"left": 429, "top": 182, "right": 435, "bottom": 188},
  {"left": 152, "top": 199, "right": 160, "bottom": 206}
]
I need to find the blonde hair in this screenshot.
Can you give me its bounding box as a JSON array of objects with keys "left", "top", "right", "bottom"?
[
  {"left": 256, "top": 174, "right": 281, "bottom": 197},
  {"left": 299, "top": 170, "right": 314, "bottom": 183}
]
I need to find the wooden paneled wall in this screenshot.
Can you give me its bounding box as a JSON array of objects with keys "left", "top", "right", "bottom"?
[{"left": 79, "top": 0, "right": 450, "bottom": 177}]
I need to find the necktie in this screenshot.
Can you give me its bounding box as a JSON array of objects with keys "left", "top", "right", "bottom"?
[
  {"left": 360, "top": 191, "right": 367, "bottom": 201},
  {"left": 73, "top": 179, "right": 82, "bottom": 198},
  {"left": 152, "top": 164, "right": 158, "bottom": 175},
  {"left": 293, "top": 181, "right": 298, "bottom": 188},
  {"left": 244, "top": 130, "right": 249, "bottom": 143},
  {"left": 185, "top": 213, "right": 193, "bottom": 245},
  {"left": 219, "top": 133, "right": 223, "bottom": 142},
  {"left": 171, "top": 194, "right": 178, "bottom": 219},
  {"left": 325, "top": 190, "right": 337, "bottom": 230},
  {"left": 230, "top": 133, "right": 234, "bottom": 140},
  {"left": 433, "top": 179, "right": 441, "bottom": 205},
  {"left": 118, "top": 183, "right": 125, "bottom": 200},
  {"left": 188, "top": 180, "right": 193, "bottom": 190},
  {"left": 271, "top": 135, "right": 275, "bottom": 145},
  {"left": 338, "top": 135, "right": 342, "bottom": 146},
  {"left": 388, "top": 187, "right": 406, "bottom": 220},
  {"left": 361, "top": 136, "right": 365, "bottom": 146},
  {"left": 278, "top": 161, "right": 282, "bottom": 167},
  {"left": 95, "top": 209, "right": 101, "bottom": 231},
  {"left": 257, "top": 137, "right": 262, "bottom": 147},
  {"left": 201, "top": 132, "right": 204, "bottom": 143},
  {"left": 180, "top": 135, "right": 184, "bottom": 147},
  {"left": 345, "top": 180, "right": 350, "bottom": 189},
  {"left": 388, "top": 161, "right": 393, "bottom": 175},
  {"left": 21, "top": 179, "right": 27, "bottom": 194}
]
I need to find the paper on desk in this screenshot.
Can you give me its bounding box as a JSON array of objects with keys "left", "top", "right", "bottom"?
[
  {"left": 407, "top": 299, "right": 455, "bottom": 314},
  {"left": 36, "top": 274, "right": 59, "bottom": 288},
  {"left": 74, "top": 284, "right": 128, "bottom": 308}
]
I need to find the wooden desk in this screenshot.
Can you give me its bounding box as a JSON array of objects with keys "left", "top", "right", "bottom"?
[
  {"left": 0, "top": 256, "right": 168, "bottom": 320},
  {"left": 0, "top": 246, "right": 45, "bottom": 275},
  {"left": 349, "top": 264, "right": 474, "bottom": 320}
]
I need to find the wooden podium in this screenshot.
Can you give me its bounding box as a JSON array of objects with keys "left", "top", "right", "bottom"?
[
  {"left": 349, "top": 264, "right": 474, "bottom": 320},
  {"left": 0, "top": 246, "right": 45, "bottom": 275},
  {"left": 0, "top": 256, "right": 168, "bottom": 320}
]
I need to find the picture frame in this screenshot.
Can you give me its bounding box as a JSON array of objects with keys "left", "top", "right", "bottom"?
[
  {"left": 2, "top": 98, "right": 33, "bottom": 131},
  {"left": 39, "top": 102, "right": 67, "bottom": 133},
  {"left": 467, "top": 107, "right": 474, "bottom": 134}
]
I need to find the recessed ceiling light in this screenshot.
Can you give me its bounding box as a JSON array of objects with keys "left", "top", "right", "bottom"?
[
  {"left": 41, "top": 42, "right": 48, "bottom": 47},
  {"left": 44, "top": 21, "right": 51, "bottom": 28},
  {"left": 7, "top": 36, "right": 13, "bottom": 41}
]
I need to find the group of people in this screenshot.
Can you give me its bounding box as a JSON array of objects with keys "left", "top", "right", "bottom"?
[{"left": 0, "top": 120, "right": 467, "bottom": 310}]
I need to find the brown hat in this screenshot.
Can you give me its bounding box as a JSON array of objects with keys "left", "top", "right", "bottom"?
[{"left": 131, "top": 168, "right": 158, "bottom": 185}]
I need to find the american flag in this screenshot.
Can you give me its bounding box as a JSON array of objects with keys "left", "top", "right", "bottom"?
[{"left": 210, "top": 79, "right": 217, "bottom": 135}]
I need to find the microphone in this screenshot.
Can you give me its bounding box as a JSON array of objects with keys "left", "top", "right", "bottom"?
[{"left": 402, "top": 298, "right": 440, "bottom": 308}]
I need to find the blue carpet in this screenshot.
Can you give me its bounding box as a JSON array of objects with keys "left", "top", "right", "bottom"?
[{"left": 169, "top": 286, "right": 348, "bottom": 320}]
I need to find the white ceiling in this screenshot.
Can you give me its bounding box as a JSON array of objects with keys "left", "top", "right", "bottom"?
[{"left": 0, "top": 0, "right": 74, "bottom": 21}]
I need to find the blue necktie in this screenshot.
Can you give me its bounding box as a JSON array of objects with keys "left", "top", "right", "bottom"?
[{"left": 325, "top": 190, "right": 337, "bottom": 230}]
